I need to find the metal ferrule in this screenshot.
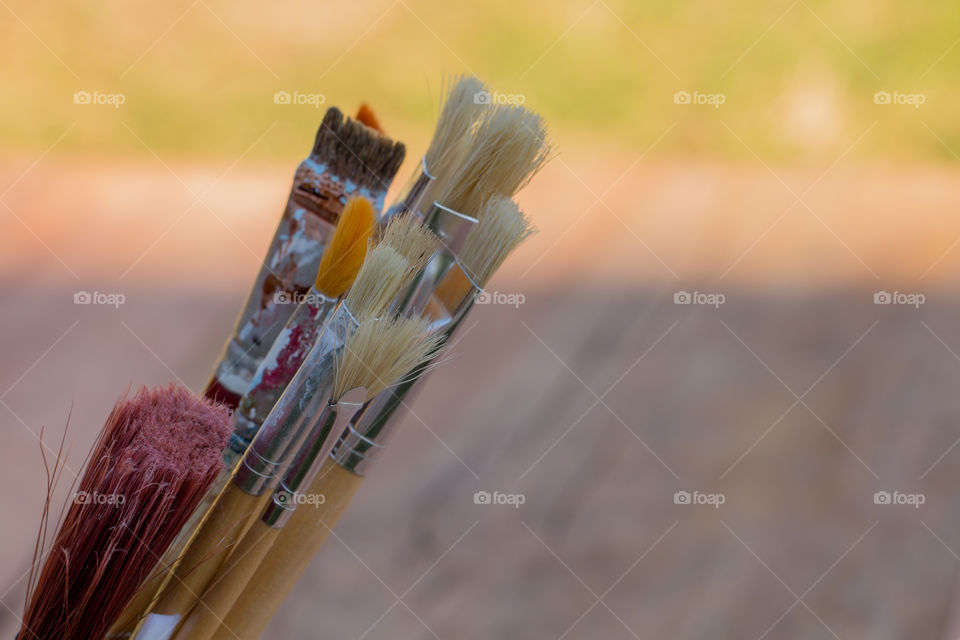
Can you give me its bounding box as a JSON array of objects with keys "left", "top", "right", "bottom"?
[
  {"left": 381, "top": 157, "right": 435, "bottom": 222},
  {"left": 260, "top": 387, "right": 366, "bottom": 528},
  {"left": 394, "top": 202, "right": 478, "bottom": 317},
  {"left": 231, "top": 302, "right": 358, "bottom": 495},
  {"left": 225, "top": 288, "right": 340, "bottom": 466}
]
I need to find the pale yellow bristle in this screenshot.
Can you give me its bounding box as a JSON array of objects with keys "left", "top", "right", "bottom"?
[
  {"left": 380, "top": 212, "right": 441, "bottom": 274},
  {"left": 343, "top": 245, "right": 410, "bottom": 318},
  {"left": 459, "top": 196, "right": 535, "bottom": 287},
  {"left": 424, "top": 75, "right": 487, "bottom": 179},
  {"left": 333, "top": 316, "right": 443, "bottom": 400},
  {"left": 314, "top": 196, "right": 376, "bottom": 297},
  {"left": 435, "top": 104, "right": 552, "bottom": 217}
]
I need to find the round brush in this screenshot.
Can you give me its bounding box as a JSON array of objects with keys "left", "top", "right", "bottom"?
[
  {"left": 175, "top": 316, "right": 441, "bottom": 640},
  {"left": 18, "top": 384, "right": 231, "bottom": 640}
]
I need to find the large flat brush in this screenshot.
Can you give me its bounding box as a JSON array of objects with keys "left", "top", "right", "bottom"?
[{"left": 18, "top": 384, "right": 231, "bottom": 640}]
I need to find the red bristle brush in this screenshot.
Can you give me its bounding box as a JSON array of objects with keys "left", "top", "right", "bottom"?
[{"left": 18, "top": 383, "right": 231, "bottom": 640}]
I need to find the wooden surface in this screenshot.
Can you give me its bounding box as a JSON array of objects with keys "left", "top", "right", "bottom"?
[{"left": 2, "top": 158, "right": 960, "bottom": 638}]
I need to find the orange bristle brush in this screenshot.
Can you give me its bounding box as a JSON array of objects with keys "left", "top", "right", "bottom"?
[
  {"left": 18, "top": 384, "right": 231, "bottom": 640},
  {"left": 354, "top": 103, "right": 383, "bottom": 132}
]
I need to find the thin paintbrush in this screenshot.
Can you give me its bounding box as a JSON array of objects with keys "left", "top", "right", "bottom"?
[
  {"left": 174, "top": 317, "right": 441, "bottom": 640},
  {"left": 18, "top": 384, "right": 231, "bottom": 640},
  {"left": 214, "top": 196, "right": 533, "bottom": 640}
]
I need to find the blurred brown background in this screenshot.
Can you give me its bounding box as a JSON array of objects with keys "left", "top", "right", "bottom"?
[{"left": 3, "top": 1, "right": 960, "bottom": 638}]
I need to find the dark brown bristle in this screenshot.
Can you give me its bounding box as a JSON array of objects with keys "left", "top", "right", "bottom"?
[
  {"left": 310, "top": 106, "right": 406, "bottom": 190},
  {"left": 19, "top": 384, "right": 231, "bottom": 640}
]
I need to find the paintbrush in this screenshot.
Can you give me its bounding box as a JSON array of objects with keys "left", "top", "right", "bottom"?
[
  {"left": 354, "top": 103, "right": 383, "bottom": 132},
  {"left": 227, "top": 195, "right": 376, "bottom": 468},
  {"left": 384, "top": 75, "right": 488, "bottom": 221},
  {"left": 18, "top": 384, "right": 231, "bottom": 640},
  {"left": 173, "top": 316, "right": 442, "bottom": 640},
  {"left": 203, "top": 107, "right": 405, "bottom": 410},
  {"left": 214, "top": 196, "right": 533, "bottom": 640},
  {"left": 134, "top": 244, "right": 415, "bottom": 640}
]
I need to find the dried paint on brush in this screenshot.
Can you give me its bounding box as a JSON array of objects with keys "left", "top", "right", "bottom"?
[
  {"left": 204, "top": 107, "right": 405, "bottom": 410},
  {"left": 19, "top": 384, "right": 231, "bottom": 640}
]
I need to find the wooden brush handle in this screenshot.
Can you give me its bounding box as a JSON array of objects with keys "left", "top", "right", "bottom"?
[
  {"left": 210, "top": 460, "right": 363, "bottom": 640},
  {"left": 145, "top": 483, "right": 269, "bottom": 621},
  {"left": 173, "top": 520, "right": 280, "bottom": 640}
]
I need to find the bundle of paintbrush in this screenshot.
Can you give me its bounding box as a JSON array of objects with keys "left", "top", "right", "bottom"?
[{"left": 17, "top": 76, "right": 550, "bottom": 640}]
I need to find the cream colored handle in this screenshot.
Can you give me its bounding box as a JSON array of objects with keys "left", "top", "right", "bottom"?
[
  {"left": 211, "top": 460, "right": 363, "bottom": 640},
  {"left": 174, "top": 520, "right": 280, "bottom": 640},
  {"left": 146, "top": 483, "right": 270, "bottom": 622}
]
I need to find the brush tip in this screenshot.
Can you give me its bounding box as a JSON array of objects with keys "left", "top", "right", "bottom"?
[{"left": 315, "top": 196, "right": 376, "bottom": 297}]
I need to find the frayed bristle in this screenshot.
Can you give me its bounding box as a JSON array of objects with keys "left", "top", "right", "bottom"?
[
  {"left": 424, "top": 75, "right": 487, "bottom": 178},
  {"left": 343, "top": 245, "right": 410, "bottom": 318},
  {"left": 311, "top": 106, "right": 406, "bottom": 189},
  {"left": 19, "top": 384, "right": 231, "bottom": 640},
  {"left": 334, "top": 316, "right": 443, "bottom": 400},
  {"left": 315, "top": 196, "right": 376, "bottom": 297},
  {"left": 380, "top": 212, "right": 441, "bottom": 274},
  {"left": 435, "top": 103, "right": 552, "bottom": 216},
  {"left": 355, "top": 103, "right": 383, "bottom": 132},
  {"left": 459, "top": 196, "right": 535, "bottom": 287}
]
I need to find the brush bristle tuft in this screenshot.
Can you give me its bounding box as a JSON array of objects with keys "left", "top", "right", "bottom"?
[
  {"left": 343, "top": 245, "right": 410, "bottom": 318},
  {"left": 311, "top": 107, "right": 406, "bottom": 189},
  {"left": 315, "top": 196, "right": 376, "bottom": 297},
  {"left": 459, "top": 196, "right": 535, "bottom": 287},
  {"left": 380, "top": 212, "right": 441, "bottom": 274},
  {"left": 334, "top": 316, "right": 443, "bottom": 400}
]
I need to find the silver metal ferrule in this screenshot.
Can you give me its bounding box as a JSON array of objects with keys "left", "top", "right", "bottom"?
[
  {"left": 231, "top": 302, "right": 359, "bottom": 495},
  {"left": 225, "top": 288, "right": 340, "bottom": 466},
  {"left": 394, "top": 202, "right": 478, "bottom": 317},
  {"left": 260, "top": 387, "right": 366, "bottom": 528}
]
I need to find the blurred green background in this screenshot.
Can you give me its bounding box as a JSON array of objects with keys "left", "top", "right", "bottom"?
[{"left": 2, "top": 0, "right": 959, "bottom": 162}]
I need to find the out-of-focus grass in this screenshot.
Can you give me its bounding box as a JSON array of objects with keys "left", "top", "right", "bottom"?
[{"left": 1, "top": 0, "right": 958, "bottom": 161}]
